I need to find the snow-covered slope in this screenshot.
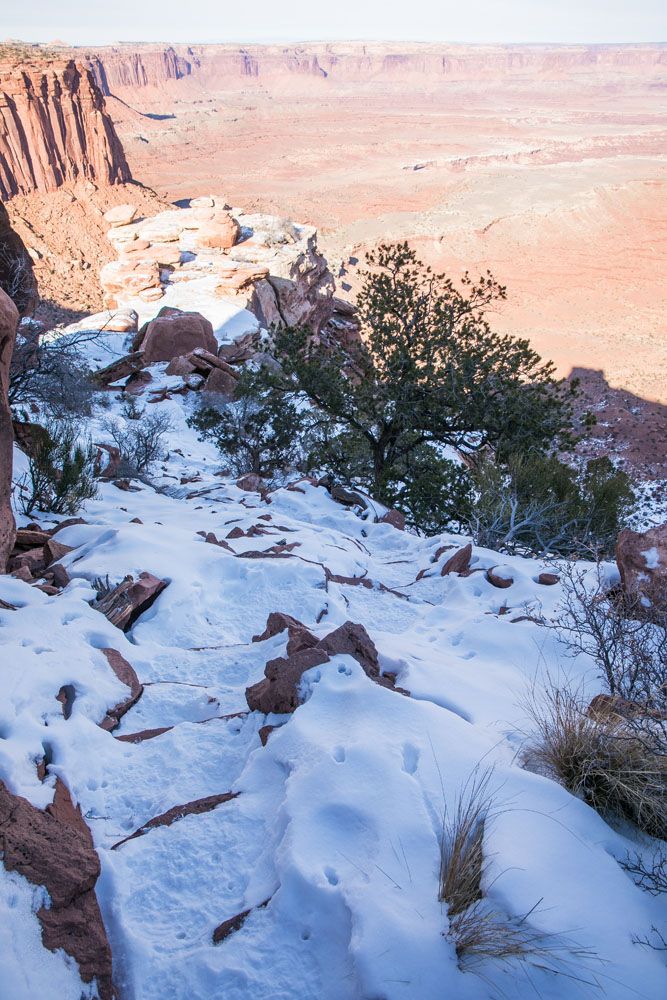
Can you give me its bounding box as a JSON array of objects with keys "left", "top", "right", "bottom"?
[{"left": 2, "top": 379, "right": 665, "bottom": 1000}]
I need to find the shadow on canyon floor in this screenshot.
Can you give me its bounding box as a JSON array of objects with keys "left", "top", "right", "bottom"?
[{"left": 570, "top": 367, "right": 667, "bottom": 483}]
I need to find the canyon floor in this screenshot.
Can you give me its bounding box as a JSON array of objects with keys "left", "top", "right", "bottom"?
[{"left": 108, "top": 73, "right": 667, "bottom": 413}]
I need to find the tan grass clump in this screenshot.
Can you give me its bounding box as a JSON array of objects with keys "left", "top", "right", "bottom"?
[{"left": 521, "top": 681, "right": 666, "bottom": 839}]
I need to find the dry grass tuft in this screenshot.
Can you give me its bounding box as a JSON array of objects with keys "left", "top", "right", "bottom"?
[
  {"left": 439, "top": 768, "right": 492, "bottom": 915},
  {"left": 521, "top": 680, "right": 667, "bottom": 839},
  {"left": 440, "top": 768, "right": 601, "bottom": 988}
]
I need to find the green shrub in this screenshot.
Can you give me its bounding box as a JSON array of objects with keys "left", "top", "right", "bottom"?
[{"left": 18, "top": 420, "right": 97, "bottom": 515}]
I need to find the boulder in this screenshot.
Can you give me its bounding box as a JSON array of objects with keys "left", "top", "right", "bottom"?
[
  {"left": 204, "top": 367, "right": 237, "bottom": 399},
  {"left": 616, "top": 525, "right": 667, "bottom": 607},
  {"left": 441, "top": 543, "right": 473, "bottom": 576},
  {"left": 0, "top": 288, "right": 18, "bottom": 571},
  {"left": 0, "top": 778, "right": 115, "bottom": 999},
  {"left": 252, "top": 611, "right": 319, "bottom": 655},
  {"left": 104, "top": 203, "right": 138, "bottom": 227},
  {"left": 237, "top": 473, "right": 263, "bottom": 492},
  {"left": 380, "top": 509, "right": 406, "bottom": 531},
  {"left": 165, "top": 355, "right": 196, "bottom": 376},
  {"left": 44, "top": 538, "right": 73, "bottom": 565},
  {"left": 538, "top": 572, "right": 560, "bottom": 586},
  {"left": 141, "top": 308, "right": 218, "bottom": 365},
  {"left": 95, "top": 573, "right": 168, "bottom": 631},
  {"left": 196, "top": 214, "right": 240, "bottom": 250},
  {"left": 91, "top": 351, "right": 145, "bottom": 386}
]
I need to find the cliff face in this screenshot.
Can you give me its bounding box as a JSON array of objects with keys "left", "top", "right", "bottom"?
[
  {"left": 85, "top": 47, "right": 193, "bottom": 95},
  {"left": 0, "top": 59, "right": 131, "bottom": 199},
  {"left": 80, "top": 42, "right": 667, "bottom": 91}
]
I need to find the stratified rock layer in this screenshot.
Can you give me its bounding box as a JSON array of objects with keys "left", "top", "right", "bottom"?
[{"left": 0, "top": 59, "right": 131, "bottom": 199}]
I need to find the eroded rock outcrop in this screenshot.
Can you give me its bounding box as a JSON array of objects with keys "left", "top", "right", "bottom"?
[
  {"left": 247, "top": 617, "right": 399, "bottom": 714},
  {"left": 99, "top": 199, "right": 344, "bottom": 334},
  {"left": 0, "top": 287, "right": 18, "bottom": 573},
  {"left": 0, "top": 59, "right": 130, "bottom": 199}
]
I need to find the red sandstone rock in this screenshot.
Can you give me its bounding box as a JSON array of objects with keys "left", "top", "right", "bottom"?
[
  {"left": 441, "top": 543, "right": 473, "bottom": 576},
  {"left": 379, "top": 509, "right": 406, "bottom": 530},
  {"left": 252, "top": 611, "right": 319, "bottom": 654},
  {"left": 538, "top": 572, "right": 560, "bottom": 586},
  {"left": 99, "top": 648, "right": 144, "bottom": 731},
  {"left": 0, "top": 289, "right": 18, "bottom": 572},
  {"left": 486, "top": 566, "right": 514, "bottom": 589},
  {"left": 246, "top": 618, "right": 387, "bottom": 714},
  {"left": 165, "top": 355, "right": 196, "bottom": 376},
  {"left": 237, "top": 473, "right": 263, "bottom": 492},
  {"left": 195, "top": 213, "right": 240, "bottom": 249},
  {"left": 141, "top": 308, "right": 218, "bottom": 364},
  {"left": 104, "top": 204, "right": 138, "bottom": 227},
  {"left": 95, "top": 573, "right": 168, "bottom": 631},
  {"left": 205, "top": 366, "right": 237, "bottom": 399},
  {"left": 0, "top": 779, "right": 115, "bottom": 999},
  {"left": 44, "top": 538, "right": 73, "bottom": 565}
]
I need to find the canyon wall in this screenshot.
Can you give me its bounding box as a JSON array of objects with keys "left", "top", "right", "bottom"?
[
  {"left": 80, "top": 42, "right": 667, "bottom": 92},
  {"left": 0, "top": 59, "right": 131, "bottom": 199}
]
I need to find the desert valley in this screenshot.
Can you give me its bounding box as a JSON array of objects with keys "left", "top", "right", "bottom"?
[{"left": 0, "top": 24, "right": 666, "bottom": 1000}]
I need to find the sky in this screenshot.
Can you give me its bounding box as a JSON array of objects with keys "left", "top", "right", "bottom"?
[{"left": 4, "top": 1, "right": 665, "bottom": 47}]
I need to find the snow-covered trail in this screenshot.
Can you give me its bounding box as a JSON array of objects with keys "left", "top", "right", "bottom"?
[{"left": 2, "top": 389, "right": 666, "bottom": 1000}]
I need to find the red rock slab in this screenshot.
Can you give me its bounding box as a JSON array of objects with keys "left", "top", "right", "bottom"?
[
  {"left": 486, "top": 567, "right": 514, "bottom": 589},
  {"left": 115, "top": 725, "right": 174, "bottom": 744},
  {"left": 13, "top": 527, "right": 51, "bottom": 549},
  {"left": 213, "top": 897, "right": 271, "bottom": 945},
  {"left": 111, "top": 791, "right": 239, "bottom": 850},
  {"left": 441, "top": 543, "right": 473, "bottom": 576},
  {"left": 538, "top": 572, "right": 560, "bottom": 586},
  {"left": 98, "top": 648, "right": 144, "bottom": 732},
  {"left": 0, "top": 778, "right": 115, "bottom": 999},
  {"left": 95, "top": 573, "right": 168, "bottom": 631}
]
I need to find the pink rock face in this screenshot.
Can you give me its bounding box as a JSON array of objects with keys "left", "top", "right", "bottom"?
[
  {"left": 141, "top": 308, "right": 218, "bottom": 364},
  {"left": 0, "top": 779, "right": 115, "bottom": 999},
  {"left": 0, "top": 60, "right": 131, "bottom": 199},
  {"left": 0, "top": 288, "right": 18, "bottom": 572},
  {"left": 616, "top": 525, "right": 667, "bottom": 607}
]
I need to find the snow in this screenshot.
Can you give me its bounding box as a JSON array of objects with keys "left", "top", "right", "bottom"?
[
  {"left": 642, "top": 546, "right": 660, "bottom": 569},
  {"left": 2, "top": 382, "right": 666, "bottom": 999}
]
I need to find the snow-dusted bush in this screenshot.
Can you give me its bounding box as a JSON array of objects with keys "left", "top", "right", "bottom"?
[
  {"left": 10, "top": 326, "right": 97, "bottom": 417},
  {"left": 101, "top": 404, "right": 173, "bottom": 475},
  {"left": 555, "top": 561, "right": 667, "bottom": 710}
]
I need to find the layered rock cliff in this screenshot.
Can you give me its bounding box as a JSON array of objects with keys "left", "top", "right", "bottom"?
[
  {"left": 0, "top": 59, "right": 131, "bottom": 199},
  {"left": 80, "top": 42, "right": 667, "bottom": 92}
]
